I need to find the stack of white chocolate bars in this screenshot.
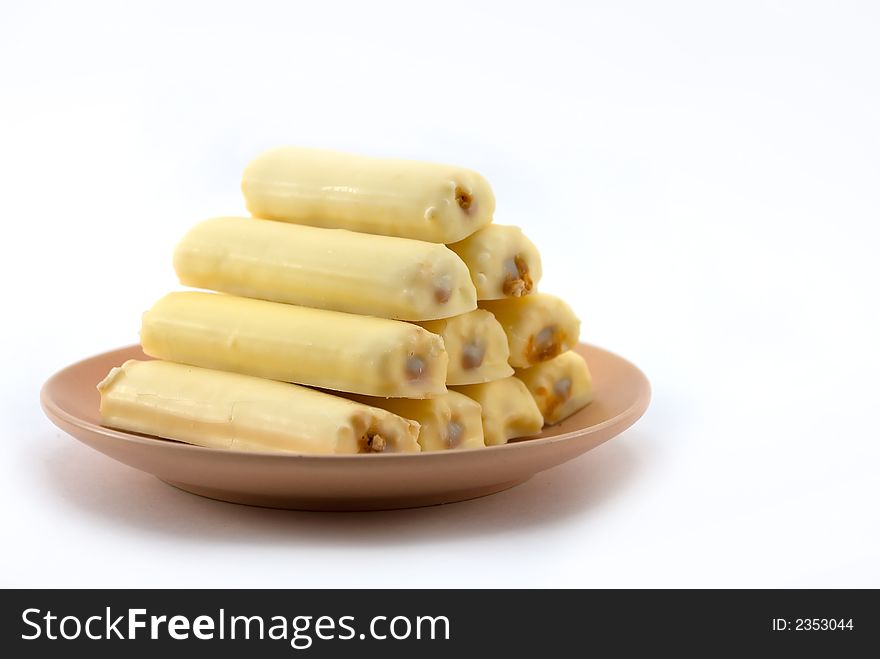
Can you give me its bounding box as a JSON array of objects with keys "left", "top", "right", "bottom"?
[{"left": 98, "top": 147, "right": 594, "bottom": 454}]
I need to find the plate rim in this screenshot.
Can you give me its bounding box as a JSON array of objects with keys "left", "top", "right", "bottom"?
[{"left": 40, "top": 342, "right": 651, "bottom": 460}]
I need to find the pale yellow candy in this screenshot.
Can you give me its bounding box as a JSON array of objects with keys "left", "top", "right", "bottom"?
[
  {"left": 416, "top": 309, "right": 513, "bottom": 385},
  {"left": 515, "top": 351, "right": 593, "bottom": 424},
  {"left": 242, "top": 146, "right": 495, "bottom": 243},
  {"left": 174, "top": 217, "right": 477, "bottom": 321},
  {"left": 480, "top": 293, "right": 581, "bottom": 368},
  {"left": 346, "top": 391, "right": 485, "bottom": 452},
  {"left": 451, "top": 377, "right": 544, "bottom": 446},
  {"left": 98, "top": 360, "right": 421, "bottom": 454},
  {"left": 140, "top": 291, "right": 448, "bottom": 398},
  {"left": 449, "top": 225, "right": 542, "bottom": 299}
]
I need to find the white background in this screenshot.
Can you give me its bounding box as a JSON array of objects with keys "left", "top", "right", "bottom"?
[{"left": 2, "top": 0, "right": 878, "bottom": 588}]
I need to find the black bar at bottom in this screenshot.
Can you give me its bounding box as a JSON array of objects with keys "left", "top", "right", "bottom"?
[{"left": 1, "top": 589, "right": 875, "bottom": 656}]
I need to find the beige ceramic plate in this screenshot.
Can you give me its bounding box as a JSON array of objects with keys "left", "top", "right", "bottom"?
[{"left": 41, "top": 343, "right": 650, "bottom": 511}]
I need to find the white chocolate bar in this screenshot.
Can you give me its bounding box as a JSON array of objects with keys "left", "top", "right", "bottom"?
[
  {"left": 242, "top": 146, "right": 495, "bottom": 243},
  {"left": 451, "top": 377, "right": 544, "bottom": 446},
  {"left": 140, "top": 292, "right": 448, "bottom": 398},
  {"left": 480, "top": 293, "right": 581, "bottom": 368},
  {"left": 416, "top": 309, "right": 514, "bottom": 385},
  {"left": 515, "top": 351, "right": 593, "bottom": 425},
  {"left": 98, "top": 360, "right": 421, "bottom": 454},
  {"left": 448, "top": 225, "right": 542, "bottom": 299},
  {"left": 346, "top": 391, "right": 485, "bottom": 452},
  {"left": 174, "top": 217, "right": 477, "bottom": 321}
]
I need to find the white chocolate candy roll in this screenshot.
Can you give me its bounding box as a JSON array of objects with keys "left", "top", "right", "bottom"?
[
  {"left": 448, "top": 225, "right": 542, "bottom": 299},
  {"left": 416, "top": 309, "right": 513, "bottom": 385},
  {"left": 515, "top": 351, "right": 593, "bottom": 425},
  {"left": 140, "top": 292, "right": 448, "bottom": 398},
  {"left": 480, "top": 293, "right": 581, "bottom": 368},
  {"left": 346, "top": 391, "right": 485, "bottom": 452},
  {"left": 174, "top": 217, "right": 477, "bottom": 321},
  {"left": 451, "top": 377, "right": 544, "bottom": 446},
  {"left": 242, "top": 146, "right": 495, "bottom": 243},
  {"left": 98, "top": 360, "right": 421, "bottom": 454}
]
